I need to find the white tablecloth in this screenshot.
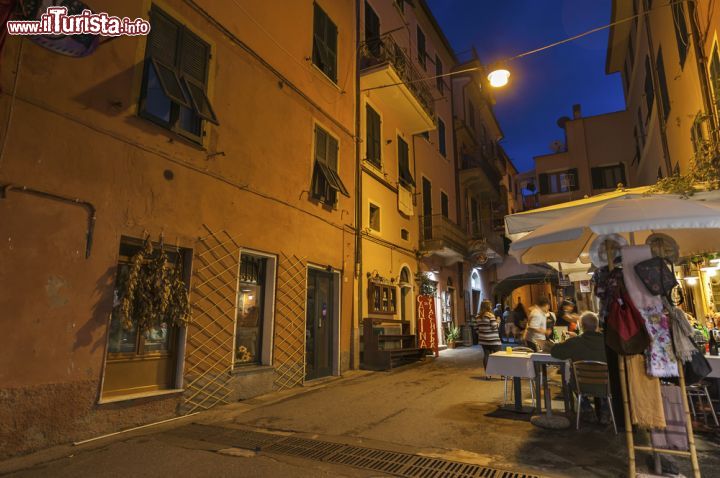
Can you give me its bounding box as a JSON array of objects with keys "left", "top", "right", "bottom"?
[
  {"left": 706, "top": 355, "right": 720, "bottom": 378},
  {"left": 485, "top": 352, "right": 535, "bottom": 378}
]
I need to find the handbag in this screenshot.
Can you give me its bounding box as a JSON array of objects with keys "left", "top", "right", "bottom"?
[
  {"left": 668, "top": 351, "right": 712, "bottom": 386},
  {"left": 634, "top": 257, "right": 678, "bottom": 298},
  {"left": 605, "top": 283, "right": 652, "bottom": 355}
]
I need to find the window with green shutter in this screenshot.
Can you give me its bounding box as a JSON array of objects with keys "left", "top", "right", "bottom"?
[
  {"left": 709, "top": 46, "right": 720, "bottom": 116},
  {"left": 656, "top": 48, "right": 671, "bottom": 121},
  {"left": 438, "top": 118, "right": 446, "bottom": 157},
  {"left": 644, "top": 55, "right": 655, "bottom": 121},
  {"left": 397, "top": 136, "right": 415, "bottom": 187},
  {"left": 312, "top": 3, "right": 338, "bottom": 83},
  {"left": 672, "top": 0, "right": 689, "bottom": 68},
  {"left": 435, "top": 55, "right": 443, "bottom": 94},
  {"left": 417, "top": 26, "right": 426, "bottom": 69},
  {"left": 591, "top": 164, "right": 626, "bottom": 190},
  {"left": 539, "top": 169, "right": 579, "bottom": 194},
  {"left": 140, "top": 6, "right": 218, "bottom": 142},
  {"left": 366, "top": 104, "right": 381, "bottom": 167},
  {"left": 312, "top": 126, "right": 349, "bottom": 206}
]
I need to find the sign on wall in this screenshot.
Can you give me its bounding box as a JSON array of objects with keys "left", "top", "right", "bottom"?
[{"left": 416, "top": 294, "right": 439, "bottom": 357}]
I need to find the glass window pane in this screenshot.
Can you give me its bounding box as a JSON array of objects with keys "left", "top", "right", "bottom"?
[
  {"left": 108, "top": 313, "right": 138, "bottom": 353},
  {"left": 235, "top": 255, "right": 266, "bottom": 365},
  {"left": 144, "top": 62, "right": 172, "bottom": 123},
  {"left": 143, "top": 322, "right": 170, "bottom": 352},
  {"left": 178, "top": 104, "right": 201, "bottom": 136}
]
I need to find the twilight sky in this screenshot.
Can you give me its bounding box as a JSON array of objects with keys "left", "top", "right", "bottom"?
[{"left": 427, "top": 0, "right": 626, "bottom": 173}]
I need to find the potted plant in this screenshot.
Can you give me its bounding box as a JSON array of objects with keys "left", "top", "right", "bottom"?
[{"left": 446, "top": 325, "right": 461, "bottom": 349}]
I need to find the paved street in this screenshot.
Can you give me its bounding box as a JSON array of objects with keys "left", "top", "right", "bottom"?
[{"left": 2, "top": 347, "right": 720, "bottom": 477}]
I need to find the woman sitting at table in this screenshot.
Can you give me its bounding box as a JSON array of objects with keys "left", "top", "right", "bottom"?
[{"left": 476, "top": 300, "right": 502, "bottom": 378}]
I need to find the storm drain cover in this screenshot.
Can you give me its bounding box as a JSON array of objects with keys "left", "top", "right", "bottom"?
[{"left": 172, "top": 424, "right": 541, "bottom": 478}]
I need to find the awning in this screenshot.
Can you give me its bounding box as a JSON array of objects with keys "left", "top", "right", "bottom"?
[{"left": 493, "top": 272, "right": 558, "bottom": 298}]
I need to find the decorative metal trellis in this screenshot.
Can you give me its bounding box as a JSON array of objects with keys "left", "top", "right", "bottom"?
[
  {"left": 183, "top": 225, "right": 240, "bottom": 414},
  {"left": 273, "top": 252, "right": 308, "bottom": 390}
]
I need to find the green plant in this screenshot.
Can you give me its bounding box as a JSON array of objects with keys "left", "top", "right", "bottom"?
[
  {"left": 113, "top": 236, "right": 192, "bottom": 332},
  {"left": 446, "top": 325, "right": 461, "bottom": 343},
  {"left": 417, "top": 272, "right": 437, "bottom": 295}
]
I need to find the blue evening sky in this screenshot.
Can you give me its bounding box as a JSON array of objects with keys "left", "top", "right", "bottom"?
[{"left": 426, "top": 0, "right": 626, "bottom": 173}]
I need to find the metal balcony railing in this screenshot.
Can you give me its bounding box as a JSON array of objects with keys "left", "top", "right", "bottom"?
[
  {"left": 419, "top": 214, "right": 468, "bottom": 255},
  {"left": 460, "top": 154, "right": 502, "bottom": 193},
  {"left": 360, "top": 34, "right": 435, "bottom": 120}
]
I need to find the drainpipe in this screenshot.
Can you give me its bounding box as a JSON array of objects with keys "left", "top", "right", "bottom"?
[
  {"left": 687, "top": 0, "right": 717, "bottom": 134},
  {"left": 353, "top": 0, "right": 363, "bottom": 371},
  {"left": 642, "top": 0, "right": 674, "bottom": 175}
]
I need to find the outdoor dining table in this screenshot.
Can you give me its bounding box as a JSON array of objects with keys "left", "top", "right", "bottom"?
[
  {"left": 485, "top": 351, "right": 535, "bottom": 412},
  {"left": 485, "top": 350, "right": 572, "bottom": 415},
  {"left": 706, "top": 355, "right": 720, "bottom": 378}
]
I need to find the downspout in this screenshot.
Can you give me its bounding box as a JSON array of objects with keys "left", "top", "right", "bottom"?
[
  {"left": 687, "top": 0, "right": 718, "bottom": 133},
  {"left": 642, "top": 0, "right": 674, "bottom": 175},
  {"left": 353, "top": 0, "right": 362, "bottom": 370}
]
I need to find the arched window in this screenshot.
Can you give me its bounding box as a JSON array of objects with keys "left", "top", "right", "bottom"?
[
  {"left": 400, "top": 267, "right": 411, "bottom": 285},
  {"left": 471, "top": 270, "right": 481, "bottom": 290},
  {"left": 399, "top": 267, "right": 412, "bottom": 323}
]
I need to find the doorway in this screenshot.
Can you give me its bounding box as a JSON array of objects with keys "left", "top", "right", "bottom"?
[{"left": 306, "top": 268, "right": 336, "bottom": 380}]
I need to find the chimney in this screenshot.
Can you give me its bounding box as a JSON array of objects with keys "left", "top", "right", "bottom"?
[{"left": 572, "top": 104, "right": 582, "bottom": 119}]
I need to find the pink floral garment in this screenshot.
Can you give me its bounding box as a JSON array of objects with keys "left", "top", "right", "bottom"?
[{"left": 622, "top": 246, "right": 679, "bottom": 378}]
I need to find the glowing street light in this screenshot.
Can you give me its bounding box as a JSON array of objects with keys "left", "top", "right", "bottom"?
[{"left": 487, "top": 69, "right": 510, "bottom": 88}]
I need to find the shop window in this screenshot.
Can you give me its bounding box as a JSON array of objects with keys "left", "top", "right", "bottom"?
[
  {"left": 103, "top": 238, "right": 190, "bottom": 399},
  {"left": 312, "top": 3, "right": 338, "bottom": 82},
  {"left": 369, "top": 203, "right": 381, "bottom": 231},
  {"left": 139, "top": 6, "right": 217, "bottom": 142},
  {"left": 311, "top": 126, "right": 349, "bottom": 206},
  {"left": 369, "top": 282, "right": 397, "bottom": 315},
  {"left": 235, "top": 254, "right": 267, "bottom": 366}
]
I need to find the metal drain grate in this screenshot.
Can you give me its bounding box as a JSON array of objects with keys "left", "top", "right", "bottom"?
[{"left": 173, "top": 425, "right": 541, "bottom": 478}]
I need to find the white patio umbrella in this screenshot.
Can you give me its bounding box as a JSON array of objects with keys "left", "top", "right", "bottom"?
[{"left": 509, "top": 195, "right": 720, "bottom": 264}]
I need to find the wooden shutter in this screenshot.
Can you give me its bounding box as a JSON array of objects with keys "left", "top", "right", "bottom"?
[
  {"left": 417, "top": 27, "right": 425, "bottom": 67},
  {"left": 656, "top": 48, "right": 670, "bottom": 121},
  {"left": 538, "top": 173, "right": 549, "bottom": 194},
  {"left": 591, "top": 168, "right": 603, "bottom": 190},
  {"left": 644, "top": 56, "right": 654, "bottom": 118},
  {"left": 148, "top": 8, "right": 179, "bottom": 65},
  {"left": 180, "top": 29, "right": 209, "bottom": 84},
  {"left": 435, "top": 55, "right": 443, "bottom": 93},
  {"left": 619, "top": 163, "right": 627, "bottom": 186},
  {"left": 328, "top": 134, "right": 339, "bottom": 170},
  {"left": 315, "top": 127, "right": 327, "bottom": 164}
]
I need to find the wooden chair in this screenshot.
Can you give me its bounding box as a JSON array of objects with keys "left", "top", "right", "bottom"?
[
  {"left": 502, "top": 346, "right": 536, "bottom": 407},
  {"left": 572, "top": 360, "right": 617, "bottom": 434}
]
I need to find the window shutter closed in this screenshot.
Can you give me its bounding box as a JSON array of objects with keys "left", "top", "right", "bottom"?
[
  {"left": 538, "top": 173, "right": 549, "bottom": 194},
  {"left": 328, "top": 135, "right": 338, "bottom": 170},
  {"left": 591, "top": 168, "right": 603, "bottom": 189},
  {"left": 180, "top": 30, "right": 209, "bottom": 83},
  {"left": 619, "top": 163, "right": 627, "bottom": 186},
  {"left": 148, "top": 9, "right": 179, "bottom": 65},
  {"left": 569, "top": 168, "right": 579, "bottom": 190}
]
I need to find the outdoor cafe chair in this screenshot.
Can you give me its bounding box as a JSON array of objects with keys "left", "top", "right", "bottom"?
[
  {"left": 502, "top": 346, "right": 536, "bottom": 407},
  {"left": 572, "top": 360, "right": 617, "bottom": 435},
  {"left": 687, "top": 382, "right": 719, "bottom": 427}
]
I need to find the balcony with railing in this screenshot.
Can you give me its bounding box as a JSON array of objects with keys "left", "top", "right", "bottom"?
[
  {"left": 419, "top": 214, "right": 468, "bottom": 263},
  {"left": 360, "top": 34, "right": 435, "bottom": 134},
  {"left": 459, "top": 153, "right": 502, "bottom": 199}
]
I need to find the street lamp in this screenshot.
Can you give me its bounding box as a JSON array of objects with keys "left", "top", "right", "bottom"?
[{"left": 487, "top": 69, "right": 510, "bottom": 88}]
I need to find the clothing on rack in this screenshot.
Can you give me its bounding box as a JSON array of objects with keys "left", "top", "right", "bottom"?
[
  {"left": 650, "top": 384, "right": 688, "bottom": 451},
  {"left": 626, "top": 354, "right": 666, "bottom": 429},
  {"left": 663, "top": 297, "right": 697, "bottom": 363},
  {"left": 622, "top": 246, "right": 679, "bottom": 378}
]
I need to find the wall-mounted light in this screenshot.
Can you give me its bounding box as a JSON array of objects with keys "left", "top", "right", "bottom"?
[{"left": 487, "top": 69, "right": 510, "bottom": 88}]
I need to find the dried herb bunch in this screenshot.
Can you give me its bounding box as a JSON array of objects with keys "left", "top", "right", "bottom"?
[{"left": 113, "top": 236, "right": 192, "bottom": 332}]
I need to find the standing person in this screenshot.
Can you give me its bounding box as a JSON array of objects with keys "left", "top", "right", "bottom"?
[
  {"left": 512, "top": 302, "right": 528, "bottom": 341},
  {"left": 545, "top": 308, "right": 557, "bottom": 343},
  {"left": 494, "top": 303, "right": 505, "bottom": 341},
  {"left": 502, "top": 305, "right": 513, "bottom": 342},
  {"left": 556, "top": 299, "right": 579, "bottom": 335},
  {"left": 476, "top": 300, "right": 502, "bottom": 377},
  {"left": 525, "top": 297, "right": 550, "bottom": 351}
]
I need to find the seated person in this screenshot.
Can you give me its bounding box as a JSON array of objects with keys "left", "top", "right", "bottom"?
[{"left": 550, "top": 312, "right": 606, "bottom": 363}]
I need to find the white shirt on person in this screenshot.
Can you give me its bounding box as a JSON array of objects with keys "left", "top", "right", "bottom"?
[{"left": 526, "top": 306, "right": 547, "bottom": 342}]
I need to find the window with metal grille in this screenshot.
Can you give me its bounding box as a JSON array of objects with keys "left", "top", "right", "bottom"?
[
  {"left": 417, "top": 26, "right": 426, "bottom": 69},
  {"left": 366, "top": 104, "right": 381, "bottom": 167},
  {"left": 672, "top": 0, "right": 689, "bottom": 68},
  {"left": 438, "top": 118, "right": 447, "bottom": 157},
  {"left": 140, "top": 6, "right": 217, "bottom": 142},
  {"left": 312, "top": 3, "right": 338, "bottom": 82},
  {"left": 644, "top": 55, "right": 655, "bottom": 121},
  {"left": 440, "top": 192, "right": 449, "bottom": 218},
  {"left": 538, "top": 169, "right": 579, "bottom": 194},
  {"left": 311, "top": 126, "right": 349, "bottom": 206},
  {"left": 397, "top": 136, "right": 415, "bottom": 187},
  {"left": 435, "top": 55, "right": 443, "bottom": 94},
  {"left": 591, "top": 164, "right": 626, "bottom": 190},
  {"left": 656, "top": 48, "right": 671, "bottom": 121}
]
